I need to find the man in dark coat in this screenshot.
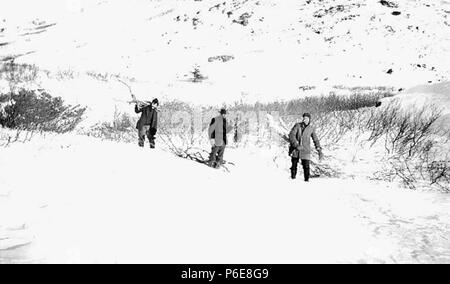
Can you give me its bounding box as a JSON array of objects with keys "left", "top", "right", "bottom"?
[
  {"left": 289, "top": 113, "right": 324, "bottom": 181},
  {"left": 208, "top": 108, "right": 233, "bottom": 168},
  {"left": 135, "top": 98, "right": 159, "bottom": 148}
]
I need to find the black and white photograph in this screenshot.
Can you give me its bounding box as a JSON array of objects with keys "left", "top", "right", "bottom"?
[{"left": 1, "top": 0, "right": 450, "bottom": 265}]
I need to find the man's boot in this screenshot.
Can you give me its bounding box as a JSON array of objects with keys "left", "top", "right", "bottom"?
[
  {"left": 290, "top": 168, "right": 297, "bottom": 179},
  {"left": 302, "top": 160, "right": 310, "bottom": 182},
  {"left": 149, "top": 134, "right": 156, "bottom": 149}
]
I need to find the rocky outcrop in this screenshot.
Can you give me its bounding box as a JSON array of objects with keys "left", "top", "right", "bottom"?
[{"left": 208, "top": 55, "right": 235, "bottom": 63}]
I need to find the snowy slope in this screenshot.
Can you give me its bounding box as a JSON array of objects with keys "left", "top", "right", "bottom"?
[
  {"left": 1, "top": 1, "right": 450, "bottom": 264},
  {"left": 405, "top": 81, "right": 450, "bottom": 115},
  {"left": 1, "top": 0, "right": 450, "bottom": 106},
  {"left": 378, "top": 81, "right": 450, "bottom": 130},
  {"left": 1, "top": 133, "right": 449, "bottom": 263}
]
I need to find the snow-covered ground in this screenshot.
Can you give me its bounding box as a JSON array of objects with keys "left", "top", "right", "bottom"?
[
  {"left": 379, "top": 80, "right": 450, "bottom": 130},
  {"left": 1, "top": 0, "right": 450, "bottom": 264},
  {"left": 0, "top": 133, "right": 449, "bottom": 263}
]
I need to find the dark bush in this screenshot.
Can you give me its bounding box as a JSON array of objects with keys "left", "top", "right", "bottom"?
[
  {"left": 0, "top": 89, "right": 86, "bottom": 133},
  {"left": 228, "top": 91, "right": 394, "bottom": 118}
]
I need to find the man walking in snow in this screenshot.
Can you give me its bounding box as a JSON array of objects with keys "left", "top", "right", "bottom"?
[
  {"left": 208, "top": 108, "right": 233, "bottom": 168},
  {"left": 135, "top": 98, "right": 159, "bottom": 148},
  {"left": 289, "top": 113, "right": 324, "bottom": 181}
]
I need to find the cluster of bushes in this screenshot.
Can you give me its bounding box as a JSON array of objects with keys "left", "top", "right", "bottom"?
[
  {"left": 0, "top": 89, "right": 86, "bottom": 133},
  {"left": 229, "top": 91, "right": 393, "bottom": 116},
  {"left": 84, "top": 107, "right": 137, "bottom": 143},
  {"left": 363, "top": 103, "right": 449, "bottom": 191}
]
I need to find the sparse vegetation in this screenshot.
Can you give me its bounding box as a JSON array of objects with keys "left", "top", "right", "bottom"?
[
  {"left": 190, "top": 65, "right": 207, "bottom": 83},
  {"left": 86, "top": 71, "right": 112, "bottom": 82},
  {"left": 53, "top": 68, "right": 78, "bottom": 81},
  {"left": 0, "top": 128, "right": 35, "bottom": 147},
  {"left": 364, "top": 103, "right": 450, "bottom": 191},
  {"left": 0, "top": 61, "right": 40, "bottom": 93}
]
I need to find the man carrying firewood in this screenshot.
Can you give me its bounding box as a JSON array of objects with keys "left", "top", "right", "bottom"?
[
  {"left": 289, "top": 113, "right": 324, "bottom": 181},
  {"left": 135, "top": 98, "right": 159, "bottom": 148},
  {"left": 208, "top": 108, "right": 233, "bottom": 168}
]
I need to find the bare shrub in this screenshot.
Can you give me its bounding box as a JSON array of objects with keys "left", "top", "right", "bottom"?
[
  {"left": 0, "top": 61, "right": 39, "bottom": 93},
  {"left": 53, "top": 68, "right": 78, "bottom": 81},
  {"left": 158, "top": 100, "right": 214, "bottom": 166},
  {"left": 366, "top": 103, "right": 442, "bottom": 157},
  {"left": 0, "top": 128, "right": 35, "bottom": 147},
  {"left": 366, "top": 103, "right": 449, "bottom": 190},
  {"left": 190, "top": 65, "right": 207, "bottom": 83},
  {"left": 86, "top": 71, "right": 114, "bottom": 82},
  {"left": 427, "top": 160, "right": 450, "bottom": 191},
  {"left": 85, "top": 107, "right": 137, "bottom": 143}
]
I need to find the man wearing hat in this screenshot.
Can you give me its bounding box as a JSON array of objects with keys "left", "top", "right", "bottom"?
[
  {"left": 288, "top": 113, "right": 324, "bottom": 181},
  {"left": 135, "top": 98, "right": 159, "bottom": 148},
  {"left": 208, "top": 108, "right": 233, "bottom": 168}
]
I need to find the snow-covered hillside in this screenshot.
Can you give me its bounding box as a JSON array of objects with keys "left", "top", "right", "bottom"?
[
  {"left": 379, "top": 80, "right": 450, "bottom": 129},
  {"left": 1, "top": 1, "right": 450, "bottom": 264},
  {"left": 1, "top": 0, "right": 450, "bottom": 106},
  {"left": 1, "top": 133, "right": 449, "bottom": 263}
]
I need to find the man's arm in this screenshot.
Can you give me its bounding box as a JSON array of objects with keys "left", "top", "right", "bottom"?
[
  {"left": 152, "top": 110, "right": 158, "bottom": 130},
  {"left": 208, "top": 118, "right": 216, "bottom": 139}
]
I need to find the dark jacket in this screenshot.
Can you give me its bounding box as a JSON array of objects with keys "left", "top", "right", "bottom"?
[
  {"left": 289, "top": 122, "right": 322, "bottom": 160},
  {"left": 135, "top": 104, "right": 158, "bottom": 130},
  {"left": 208, "top": 115, "right": 232, "bottom": 146}
]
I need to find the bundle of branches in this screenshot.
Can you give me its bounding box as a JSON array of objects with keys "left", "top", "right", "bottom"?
[
  {"left": 158, "top": 127, "right": 234, "bottom": 172},
  {"left": 116, "top": 78, "right": 154, "bottom": 107}
]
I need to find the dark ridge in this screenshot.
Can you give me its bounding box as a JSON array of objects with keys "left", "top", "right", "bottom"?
[
  {"left": 379, "top": 0, "right": 398, "bottom": 8},
  {"left": 0, "top": 242, "right": 32, "bottom": 252},
  {"left": 1, "top": 51, "right": 36, "bottom": 62},
  {"left": 20, "top": 30, "right": 47, "bottom": 37},
  {"left": 34, "top": 23, "right": 57, "bottom": 30}
]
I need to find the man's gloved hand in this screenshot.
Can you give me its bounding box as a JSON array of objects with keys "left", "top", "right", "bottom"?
[
  {"left": 210, "top": 139, "right": 216, "bottom": 147},
  {"left": 318, "top": 151, "right": 324, "bottom": 161}
]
